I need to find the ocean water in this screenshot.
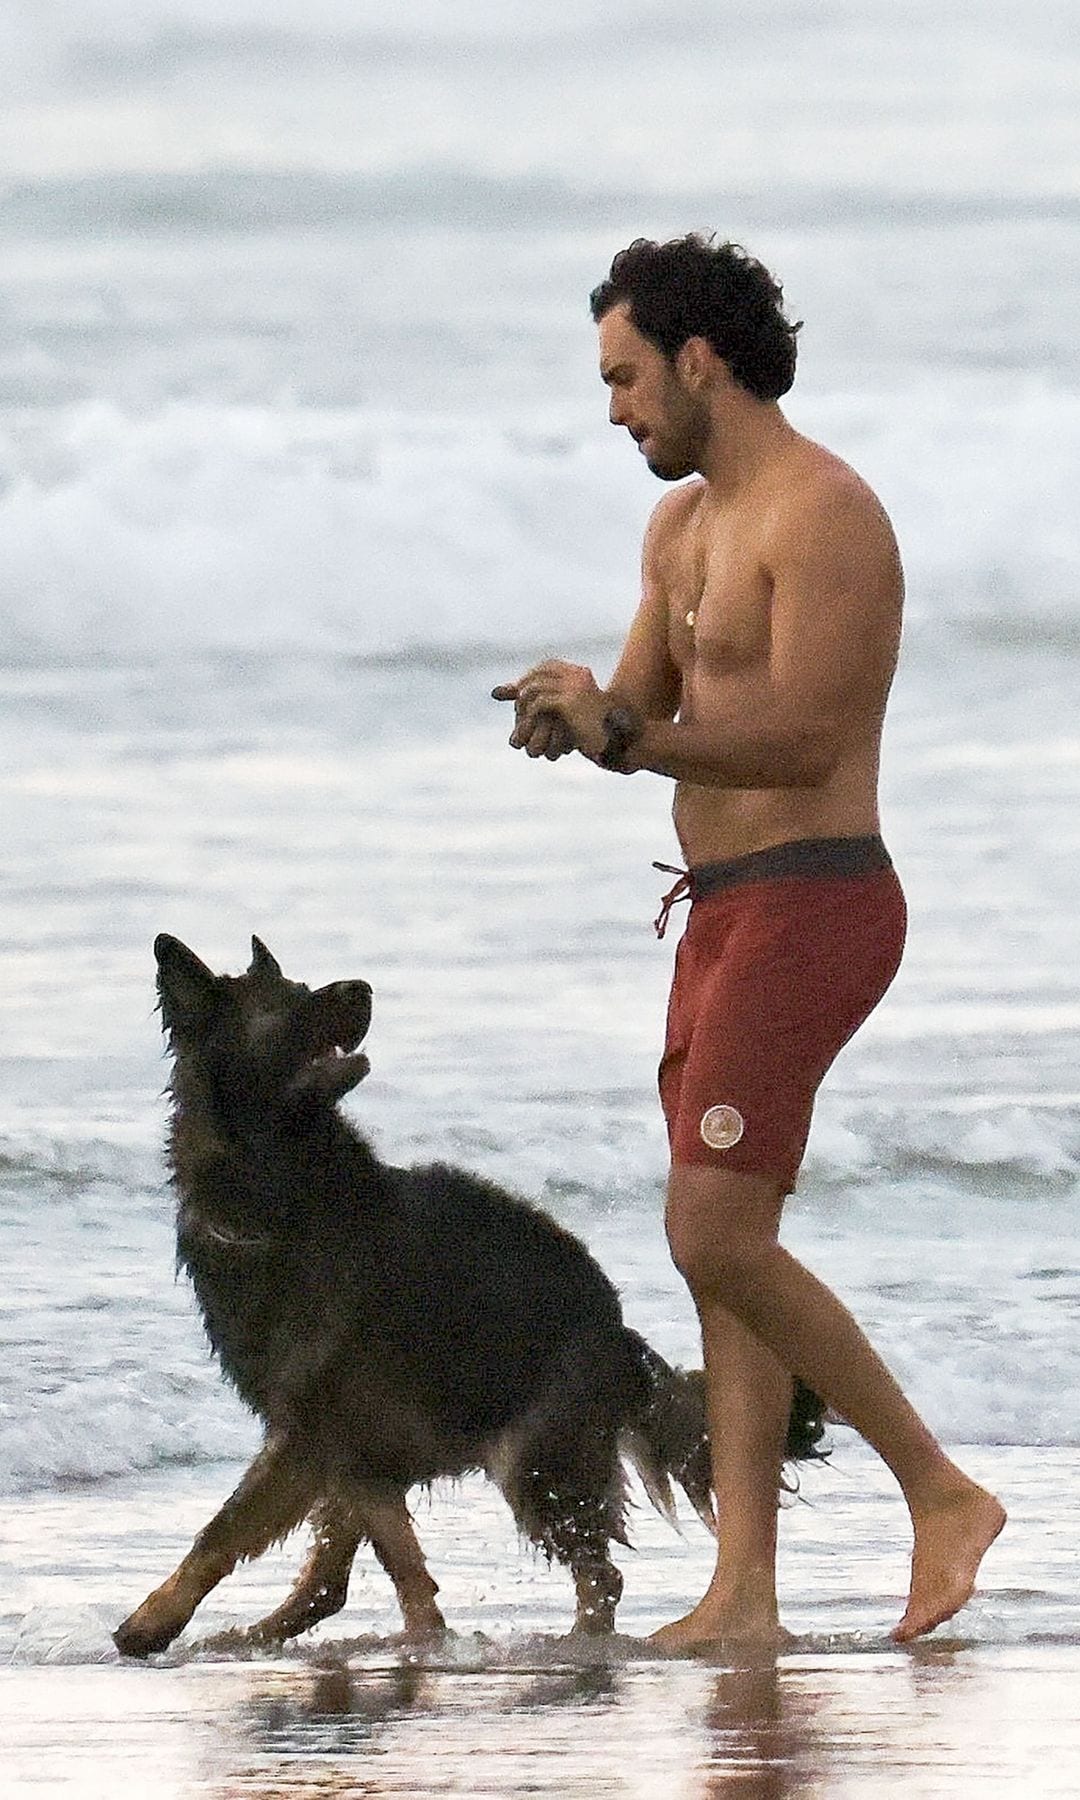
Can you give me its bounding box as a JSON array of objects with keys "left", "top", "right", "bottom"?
[{"left": 2, "top": 2, "right": 1079, "bottom": 1791}]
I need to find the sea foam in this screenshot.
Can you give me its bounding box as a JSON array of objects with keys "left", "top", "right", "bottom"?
[{"left": 1, "top": 389, "right": 1078, "bottom": 665}]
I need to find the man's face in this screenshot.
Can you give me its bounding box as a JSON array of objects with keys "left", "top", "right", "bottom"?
[{"left": 598, "top": 303, "right": 709, "bottom": 482}]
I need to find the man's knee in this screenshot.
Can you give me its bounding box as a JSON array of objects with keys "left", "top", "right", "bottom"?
[{"left": 664, "top": 1164, "right": 785, "bottom": 1297}]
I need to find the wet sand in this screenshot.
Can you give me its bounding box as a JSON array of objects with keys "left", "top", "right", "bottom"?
[
  {"left": 5, "top": 1644, "right": 1080, "bottom": 1798},
  {"left": 3, "top": 1444, "right": 1078, "bottom": 1796}
]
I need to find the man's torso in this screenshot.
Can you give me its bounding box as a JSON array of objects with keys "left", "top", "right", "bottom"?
[{"left": 651, "top": 439, "right": 902, "bottom": 865}]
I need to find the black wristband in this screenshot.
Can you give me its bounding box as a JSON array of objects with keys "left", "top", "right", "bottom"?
[{"left": 597, "top": 705, "right": 643, "bottom": 771}]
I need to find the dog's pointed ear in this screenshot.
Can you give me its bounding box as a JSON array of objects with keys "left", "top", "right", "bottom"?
[
  {"left": 249, "top": 936, "right": 284, "bottom": 981},
  {"left": 154, "top": 934, "right": 219, "bottom": 1030}
]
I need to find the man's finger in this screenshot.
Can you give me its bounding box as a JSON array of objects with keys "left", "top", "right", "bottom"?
[
  {"left": 513, "top": 709, "right": 567, "bottom": 757},
  {"left": 516, "top": 680, "right": 561, "bottom": 717},
  {"left": 525, "top": 714, "right": 555, "bottom": 754},
  {"left": 525, "top": 722, "right": 553, "bottom": 758},
  {"left": 494, "top": 657, "right": 575, "bottom": 704},
  {"left": 510, "top": 712, "right": 542, "bottom": 749},
  {"left": 544, "top": 719, "right": 575, "bottom": 760},
  {"left": 514, "top": 711, "right": 547, "bottom": 754},
  {"left": 534, "top": 713, "right": 575, "bottom": 759}
]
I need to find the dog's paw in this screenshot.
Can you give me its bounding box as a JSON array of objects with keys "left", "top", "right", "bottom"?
[
  {"left": 113, "top": 1602, "right": 186, "bottom": 1659},
  {"left": 113, "top": 1618, "right": 174, "bottom": 1659}
]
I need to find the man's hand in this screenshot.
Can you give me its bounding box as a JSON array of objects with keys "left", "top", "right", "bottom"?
[
  {"left": 491, "top": 680, "right": 575, "bottom": 759},
  {"left": 492, "top": 661, "right": 608, "bottom": 760}
]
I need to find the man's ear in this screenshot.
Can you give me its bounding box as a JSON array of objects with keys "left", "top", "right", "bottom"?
[
  {"left": 154, "top": 934, "right": 219, "bottom": 1029},
  {"left": 676, "top": 336, "right": 718, "bottom": 393}
]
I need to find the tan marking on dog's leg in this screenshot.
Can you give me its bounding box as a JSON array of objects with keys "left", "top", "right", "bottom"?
[
  {"left": 114, "top": 1436, "right": 317, "bottom": 1657},
  {"left": 361, "top": 1490, "right": 446, "bottom": 1640},
  {"left": 244, "top": 1493, "right": 365, "bottom": 1645}
]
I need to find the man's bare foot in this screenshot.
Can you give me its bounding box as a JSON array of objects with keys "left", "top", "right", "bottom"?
[
  {"left": 649, "top": 1586, "right": 792, "bottom": 1659},
  {"left": 891, "top": 1482, "right": 1007, "bottom": 1643}
]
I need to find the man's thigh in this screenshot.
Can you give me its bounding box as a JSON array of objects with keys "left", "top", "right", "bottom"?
[{"left": 660, "top": 870, "right": 906, "bottom": 1194}]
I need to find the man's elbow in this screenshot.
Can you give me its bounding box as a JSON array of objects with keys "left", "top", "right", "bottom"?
[{"left": 779, "top": 727, "right": 841, "bottom": 787}]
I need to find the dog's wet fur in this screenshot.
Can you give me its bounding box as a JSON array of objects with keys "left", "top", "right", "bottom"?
[{"left": 114, "top": 935, "right": 826, "bottom": 1657}]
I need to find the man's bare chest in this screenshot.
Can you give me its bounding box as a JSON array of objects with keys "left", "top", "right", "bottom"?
[{"left": 661, "top": 524, "right": 773, "bottom": 676}]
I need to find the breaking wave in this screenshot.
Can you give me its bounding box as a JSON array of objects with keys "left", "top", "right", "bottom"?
[{"left": 1, "top": 389, "right": 1078, "bottom": 665}]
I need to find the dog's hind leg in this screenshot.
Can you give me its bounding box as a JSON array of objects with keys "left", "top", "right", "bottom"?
[
  {"left": 500, "top": 1426, "right": 627, "bottom": 1636},
  {"left": 245, "top": 1485, "right": 445, "bottom": 1646},
  {"left": 114, "top": 1435, "right": 318, "bottom": 1658}
]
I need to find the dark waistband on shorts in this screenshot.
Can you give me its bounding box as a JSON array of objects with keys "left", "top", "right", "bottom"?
[
  {"left": 653, "top": 835, "right": 893, "bottom": 937},
  {"left": 690, "top": 833, "right": 892, "bottom": 897}
]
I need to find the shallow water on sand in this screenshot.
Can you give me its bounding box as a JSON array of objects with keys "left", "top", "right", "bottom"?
[
  {"left": 6, "top": 1647, "right": 1080, "bottom": 1799},
  {"left": 3, "top": 1447, "right": 1079, "bottom": 1795}
]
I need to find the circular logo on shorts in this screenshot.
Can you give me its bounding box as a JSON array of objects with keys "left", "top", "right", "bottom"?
[{"left": 700, "top": 1104, "right": 745, "bottom": 1151}]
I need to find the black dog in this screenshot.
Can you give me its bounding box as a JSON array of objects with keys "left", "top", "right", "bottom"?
[{"left": 114, "top": 936, "right": 824, "bottom": 1657}]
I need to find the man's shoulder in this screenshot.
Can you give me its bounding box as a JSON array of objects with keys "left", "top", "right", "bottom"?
[
  {"left": 779, "top": 438, "right": 895, "bottom": 541},
  {"left": 767, "top": 441, "right": 903, "bottom": 620},
  {"left": 644, "top": 480, "right": 707, "bottom": 549}
]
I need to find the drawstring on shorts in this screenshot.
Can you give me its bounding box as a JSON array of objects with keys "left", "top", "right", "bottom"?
[
  {"left": 652, "top": 836, "right": 893, "bottom": 938},
  {"left": 652, "top": 862, "right": 692, "bottom": 939}
]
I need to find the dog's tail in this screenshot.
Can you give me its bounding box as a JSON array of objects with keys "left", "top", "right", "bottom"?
[
  {"left": 620, "top": 1331, "right": 715, "bottom": 1534},
  {"left": 620, "top": 1329, "right": 829, "bottom": 1536}
]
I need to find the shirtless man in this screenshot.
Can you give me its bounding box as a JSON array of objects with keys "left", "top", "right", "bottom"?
[{"left": 494, "top": 235, "right": 1004, "bottom": 1650}]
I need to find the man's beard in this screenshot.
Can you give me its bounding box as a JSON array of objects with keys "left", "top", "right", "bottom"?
[
  {"left": 644, "top": 387, "right": 710, "bottom": 481},
  {"left": 645, "top": 445, "right": 699, "bottom": 481}
]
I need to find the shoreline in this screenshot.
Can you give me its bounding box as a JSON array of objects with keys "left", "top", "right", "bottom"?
[{"left": 4, "top": 1442, "right": 1078, "bottom": 1664}]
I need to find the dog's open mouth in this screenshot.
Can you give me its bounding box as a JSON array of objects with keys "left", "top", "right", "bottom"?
[
  {"left": 293, "top": 981, "right": 372, "bottom": 1100},
  {"left": 307, "top": 1037, "right": 369, "bottom": 1086}
]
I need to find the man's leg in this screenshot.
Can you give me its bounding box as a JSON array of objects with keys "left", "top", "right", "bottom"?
[
  {"left": 651, "top": 1174, "right": 792, "bottom": 1652},
  {"left": 661, "top": 1164, "right": 1005, "bottom": 1647}
]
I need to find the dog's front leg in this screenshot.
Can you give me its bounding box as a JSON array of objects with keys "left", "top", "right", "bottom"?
[
  {"left": 113, "top": 1435, "right": 318, "bottom": 1658},
  {"left": 243, "top": 1492, "right": 366, "bottom": 1645},
  {"left": 243, "top": 1485, "right": 444, "bottom": 1646},
  {"left": 359, "top": 1488, "right": 446, "bottom": 1641}
]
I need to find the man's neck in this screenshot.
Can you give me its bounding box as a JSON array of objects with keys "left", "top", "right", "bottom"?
[{"left": 697, "top": 397, "right": 794, "bottom": 500}]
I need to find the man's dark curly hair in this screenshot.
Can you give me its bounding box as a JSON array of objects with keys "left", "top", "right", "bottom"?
[{"left": 589, "top": 234, "right": 800, "bottom": 401}]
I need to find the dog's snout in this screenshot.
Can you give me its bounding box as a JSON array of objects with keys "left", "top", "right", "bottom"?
[
  {"left": 335, "top": 980, "right": 372, "bottom": 1011},
  {"left": 335, "top": 980, "right": 372, "bottom": 1034}
]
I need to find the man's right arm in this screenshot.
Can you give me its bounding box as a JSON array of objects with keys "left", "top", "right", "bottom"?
[
  {"left": 603, "top": 497, "right": 682, "bottom": 721},
  {"left": 492, "top": 497, "right": 682, "bottom": 757}
]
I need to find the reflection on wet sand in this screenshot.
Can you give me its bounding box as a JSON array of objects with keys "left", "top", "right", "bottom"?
[
  {"left": 203, "top": 1653, "right": 630, "bottom": 1799},
  {"left": 195, "top": 1647, "right": 993, "bottom": 1800},
  {"left": 212, "top": 1657, "right": 428, "bottom": 1797},
  {"left": 700, "top": 1658, "right": 837, "bottom": 1800},
  {"left": 4, "top": 1636, "right": 1080, "bottom": 1799},
  {"left": 182, "top": 1635, "right": 1080, "bottom": 1799},
  {"left": 696, "top": 1638, "right": 1038, "bottom": 1799}
]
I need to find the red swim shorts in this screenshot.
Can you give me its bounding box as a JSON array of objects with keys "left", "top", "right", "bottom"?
[{"left": 658, "top": 835, "right": 906, "bottom": 1193}]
